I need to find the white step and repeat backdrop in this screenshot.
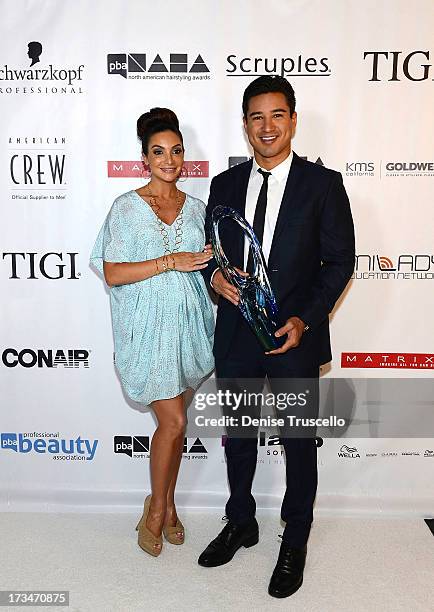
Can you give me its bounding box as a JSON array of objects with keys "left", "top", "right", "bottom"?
[{"left": 1, "top": 0, "right": 433, "bottom": 515}]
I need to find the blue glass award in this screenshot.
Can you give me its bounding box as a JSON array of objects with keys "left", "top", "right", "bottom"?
[{"left": 210, "top": 205, "right": 283, "bottom": 351}]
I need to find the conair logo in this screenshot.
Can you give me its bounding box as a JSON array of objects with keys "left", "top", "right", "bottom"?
[{"left": 107, "top": 53, "right": 209, "bottom": 79}]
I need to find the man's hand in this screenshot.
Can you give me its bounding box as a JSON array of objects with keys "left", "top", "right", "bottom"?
[
  {"left": 265, "top": 316, "right": 306, "bottom": 355},
  {"left": 211, "top": 268, "right": 248, "bottom": 306}
]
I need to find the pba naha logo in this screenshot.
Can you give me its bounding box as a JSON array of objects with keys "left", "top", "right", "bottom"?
[
  {"left": 114, "top": 436, "right": 207, "bottom": 458},
  {"left": 107, "top": 53, "right": 210, "bottom": 81}
]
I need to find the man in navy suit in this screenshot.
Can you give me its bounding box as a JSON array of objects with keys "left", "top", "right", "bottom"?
[{"left": 198, "top": 75, "right": 355, "bottom": 598}]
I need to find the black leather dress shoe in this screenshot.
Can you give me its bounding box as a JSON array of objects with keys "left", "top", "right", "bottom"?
[
  {"left": 198, "top": 518, "right": 259, "bottom": 567},
  {"left": 268, "top": 543, "right": 307, "bottom": 598}
]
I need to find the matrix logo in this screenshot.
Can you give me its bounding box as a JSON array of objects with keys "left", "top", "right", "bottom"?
[
  {"left": 353, "top": 254, "right": 434, "bottom": 280},
  {"left": 1, "top": 432, "right": 98, "bottom": 460},
  {"left": 2, "top": 252, "right": 79, "bottom": 279},
  {"left": 2, "top": 349, "right": 89, "bottom": 368},
  {"left": 107, "top": 53, "right": 210, "bottom": 81},
  {"left": 364, "top": 51, "right": 433, "bottom": 81},
  {"left": 0, "top": 41, "right": 85, "bottom": 95},
  {"left": 114, "top": 436, "right": 207, "bottom": 458},
  {"left": 226, "top": 54, "right": 330, "bottom": 77},
  {"left": 338, "top": 444, "right": 360, "bottom": 458},
  {"left": 107, "top": 160, "right": 208, "bottom": 178},
  {"left": 341, "top": 353, "right": 434, "bottom": 369}
]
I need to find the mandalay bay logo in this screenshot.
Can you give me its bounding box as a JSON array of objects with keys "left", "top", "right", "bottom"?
[{"left": 0, "top": 41, "right": 84, "bottom": 95}]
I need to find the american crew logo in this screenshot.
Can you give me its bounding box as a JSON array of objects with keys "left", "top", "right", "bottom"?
[
  {"left": 341, "top": 353, "right": 434, "bottom": 369},
  {"left": 107, "top": 53, "right": 210, "bottom": 81},
  {"left": 364, "top": 51, "right": 432, "bottom": 81},
  {"left": 8, "top": 136, "right": 67, "bottom": 200},
  {"left": 226, "top": 54, "right": 331, "bottom": 77},
  {"left": 2, "top": 252, "right": 79, "bottom": 279},
  {"left": 2, "top": 349, "right": 90, "bottom": 368},
  {"left": 107, "top": 160, "right": 209, "bottom": 178},
  {"left": 353, "top": 254, "right": 434, "bottom": 280},
  {"left": 0, "top": 42, "right": 85, "bottom": 95},
  {"left": 114, "top": 436, "right": 207, "bottom": 458}
]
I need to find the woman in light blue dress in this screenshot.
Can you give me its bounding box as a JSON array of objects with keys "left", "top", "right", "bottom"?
[{"left": 90, "top": 108, "right": 214, "bottom": 556}]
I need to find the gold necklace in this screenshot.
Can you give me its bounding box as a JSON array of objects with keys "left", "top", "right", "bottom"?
[{"left": 143, "top": 184, "right": 184, "bottom": 254}]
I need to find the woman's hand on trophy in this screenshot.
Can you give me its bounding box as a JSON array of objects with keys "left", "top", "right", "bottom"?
[
  {"left": 265, "top": 316, "right": 306, "bottom": 355},
  {"left": 171, "top": 250, "right": 213, "bottom": 272},
  {"left": 211, "top": 267, "right": 248, "bottom": 306}
]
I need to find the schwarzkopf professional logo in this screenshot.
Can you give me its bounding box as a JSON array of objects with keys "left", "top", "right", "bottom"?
[
  {"left": 107, "top": 160, "right": 208, "bottom": 178},
  {"left": 353, "top": 254, "right": 434, "bottom": 280},
  {"left": 8, "top": 136, "right": 67, "bottom": 201},
  {"left": 226, "top": 54, "right": 331, "bottom": 77},
  {"left": 107, "top": 53, "right": 210, "bottom": 81},
  {"left": 2, "top": 252, "right": 79, "bottom": 279},
  {"left": 363, "top": 51, "right": 433, "bottom": 81},
  {"left": 341, "top": 353, "right": 434, "bottom": 369},
  {"left": 114, "top": 436, "right": 207, "bottom": 458},
  {"left": 338, "top": 444, "right": 360, "bottom": 458},
  {"left": 2, "top": 349, "right": 90, "bottom": 368},
  {"left": 1, "top": 432, "right": 97, "bottom": 460},
  {"left": 0, "top": 42, "right": 84, "bottom": 95}
]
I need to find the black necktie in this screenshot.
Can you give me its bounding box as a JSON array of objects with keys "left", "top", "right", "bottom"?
[{"left": 246, "top": 168, "right": 271, "bottom": 274}]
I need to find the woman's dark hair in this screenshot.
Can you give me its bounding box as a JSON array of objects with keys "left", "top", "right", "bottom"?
[
  {"left": 137, "top": 107, "right": 183, "bottom": 155},
  {"left": 242, "top": 76, "right": 296, "bottom": 118}
]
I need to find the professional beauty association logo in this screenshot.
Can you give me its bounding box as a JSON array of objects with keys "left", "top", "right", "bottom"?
[
  {"left": 2, "top": 252, "right": 79, "bottom": 279},
  {"left": 2, "top": 348, "right": 90, "bottom": 368},
  {"left": 353, "top": 254, "right": 434, "bottom": 280},
  {"left": 1, "top": 432, "right": 98, "bottom": 460},
  {"left": 107, "top": 160, "right": 209, "bottom": 178},
  {"left": 228, "top": 155, "right": 324, "bottom": 169},
  {"left": 114, "top": 436, "right": 207, "bottom": 459},
  {"left": 107, "top": 53, "right": 210, "bottom": 81},
  {"left": 226, "top": 53, "right": 331, "bottom": 77},
  {"left": 341, "top": 353, "right": 434, "bottom": 369},
  {"left": 8, "top": 136, "right": 67, "bottom": 201},
  {"left": 338, "top": 444, "right": 360, "bottom": 458},
  {"left": 363, "top": 51, "right": 433, "bottom": 81},
  {"left": 0, "top": 41, "right": 85, "bottom": 95}
]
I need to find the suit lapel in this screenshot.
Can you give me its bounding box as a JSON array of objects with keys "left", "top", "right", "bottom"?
[
  {"left": 268, "top": 152, "right": 304, "bottom": 261},
  {"left": 233, "top": 159, "right": 252, "bottom": 266}
]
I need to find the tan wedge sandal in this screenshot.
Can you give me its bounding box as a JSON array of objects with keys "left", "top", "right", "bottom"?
[
  {"left": 163, "top": 516, "right": 185, "bottom": 545},
  {"left": 135, "top": 495, "right": 163, "bottom": 557}
]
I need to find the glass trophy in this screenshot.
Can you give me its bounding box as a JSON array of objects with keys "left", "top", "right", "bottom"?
[{"left": 210, "top": 205, "right": 284, "bottom": 351}]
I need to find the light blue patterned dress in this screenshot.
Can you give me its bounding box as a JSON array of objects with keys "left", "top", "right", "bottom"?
[{"left": 90, "top": 190, "right": 215, "bottom": 405}]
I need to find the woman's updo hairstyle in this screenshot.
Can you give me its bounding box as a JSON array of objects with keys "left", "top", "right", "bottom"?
[{"left": 137, "top": 107, "right": 183, "bottom": 155}]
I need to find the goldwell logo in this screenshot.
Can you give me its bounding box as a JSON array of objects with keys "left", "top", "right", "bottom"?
[
  {"left": 107, "top": 161, "right": 208, "bottom": 178},
  {"left": 341, "top": 353, "right": 434, "bottom": 369}
]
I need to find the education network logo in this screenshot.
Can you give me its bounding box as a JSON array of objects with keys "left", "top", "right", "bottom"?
[
  {"left": 225, "top": 53, "right": 331, "bottom": 77},
  {"left": 0, "top": 41, "right": 85, "bottom": 95},
  {"left": 352, "top": 253, "right": 434, "bottom": 280},
  {"left": 107, "top": 160, "right": 209, "bottom": 178},
  {"left": 107, "top": 52, "right": 210, "bottom": 81},
  {"left": 8, "top": 136, "right": 67, "bottom": 201},
  {"left": 363, "top": 50, "right": 433, "bottom": 81},
  {"left": 2, "top": 348, "right": 90, "bottom": 368},
  {"left": 2, "top": 252, "right": 80, "bottom": 279},
  {"left": 1, "top": 432, "right": 98, "bottom": 460},
  {"left": 341, "top": 352, "right": 434, "bottom": 370},
  {"left": 114, "top": 436, "right": 208, "bottom": 460}
]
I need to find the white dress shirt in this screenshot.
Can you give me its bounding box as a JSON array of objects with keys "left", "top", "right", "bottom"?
[{"left": 211, "top": 151, "right": 293, "bottom": 286}]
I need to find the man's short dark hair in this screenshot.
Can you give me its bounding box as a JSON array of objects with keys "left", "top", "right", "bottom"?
[{"left": 242, "top": 75, "right": 296, "bottom": 118}]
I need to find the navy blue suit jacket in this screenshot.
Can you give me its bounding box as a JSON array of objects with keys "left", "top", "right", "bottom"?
[{"left": 202, "top": 152, "right": 355, "bottom": 367}]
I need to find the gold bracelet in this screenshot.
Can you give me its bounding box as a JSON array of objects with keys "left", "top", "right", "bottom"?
[
  {"left": 170, "top": 254, "right": 176, "bottom": 270},
  {"left": 155, "top": 258, "right": 160, "bottom": 275},
  {"left": 161, "top": 256, "right": 168, "bottom": 273}
]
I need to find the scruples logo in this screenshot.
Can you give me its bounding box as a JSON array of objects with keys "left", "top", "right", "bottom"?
[
  {"left": 0, "top": 41, "right": 84, "bottom": 95},
  {"left": 226, "top": 53, "right": 331, "bottom": 77},
  {"left": 107, "top": 53, "right": 210, "bottom": 81}
]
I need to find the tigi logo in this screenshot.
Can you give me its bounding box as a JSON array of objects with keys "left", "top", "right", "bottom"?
[
  {"left": 0, "top": 42, "right": 84, "bottom": 95},
  {"left": 2, "top": 348, "right": 89, "bottom": 368},
  {"left": 1, "top": 432, "right": 97, "bottom": 460},
  {"left": 114, "top": 436, "right": 207, "bottom": 458},
  {"left": 107, "top": 53, "right": 210, "bottom": 81},
  {"left": 364, "top": 51, "right": 432, "bottom": 81},
  {"left": 226, "top": 54, "right": 330, "bottom": 77},
  {"left": 338, "top": 444, "right": 360, "bottom": 458},
  {"left": 2, "top": 252, "right": 79, "bottom": 279}
]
